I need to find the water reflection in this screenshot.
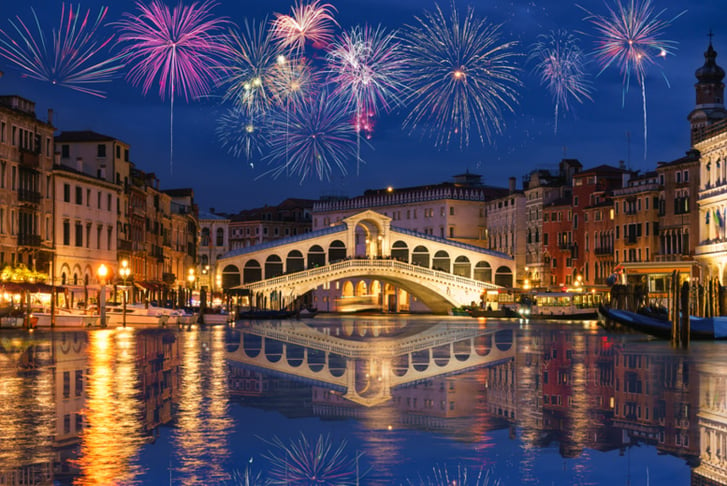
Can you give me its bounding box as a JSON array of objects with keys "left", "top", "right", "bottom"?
[{"left": 2, "top": 319, "right": 727, "bottom": 483}]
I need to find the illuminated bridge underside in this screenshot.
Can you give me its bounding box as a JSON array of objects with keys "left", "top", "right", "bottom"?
[
  {"left": 226, "top": 322, "right": 515, "bottom": 407},
  {"left": 243, "top": 259, "right": 500, "bottom": 314}
]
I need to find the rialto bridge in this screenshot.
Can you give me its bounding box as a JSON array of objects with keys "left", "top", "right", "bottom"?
[
  {"left": 225, "top": 319, "right": 515, "bottom": 407},
  {"left": 217, "top": 210, "right": 515, "bottom": 314}
]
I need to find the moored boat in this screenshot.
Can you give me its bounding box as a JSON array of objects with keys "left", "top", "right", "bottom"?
[
  {"left": 103, "top": 303, "right": 170, "bottom": 327},
  {"left": 33, "top": 308, "right": 100, "bottom": 328},
  {"left": 598, "top": 304, "right": 727, "bottom": 340},
  {"left": 517, "top": 291, "right": 602, "bottom": 320}
]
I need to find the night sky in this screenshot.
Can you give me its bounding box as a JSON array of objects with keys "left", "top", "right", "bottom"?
[{"left": 0, "top": 0, "right": 723, "bottom": 213}]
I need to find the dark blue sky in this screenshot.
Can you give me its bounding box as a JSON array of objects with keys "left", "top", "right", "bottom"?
[{"left": 0, "top": 0, "right": 723, "bottom": 213}]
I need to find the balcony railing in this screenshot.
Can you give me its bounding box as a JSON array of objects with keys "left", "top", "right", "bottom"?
[
  {"left": 594, "top": 247, "right": 612, "bottom": 255},
  {"left": 118, "top": 239, "right": 133, "bottom": 252},
  {"left": 19, "top": 148, "right": 40, "bottom": 168},
  {"left": 17, "top": 189, "right": 41, "bottom": 204},
  {"left": 17, "top": 233, "right": 41, "bottom": 247}
]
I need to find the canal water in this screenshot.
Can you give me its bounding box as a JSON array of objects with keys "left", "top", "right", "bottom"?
[{"left": 0, "top": 316, "right": 724, "bottom": 485}]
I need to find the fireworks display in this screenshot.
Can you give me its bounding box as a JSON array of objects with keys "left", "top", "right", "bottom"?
[
  {"left": 0, "top": 4, "right": 123, "bottom": 97},
  {"left": 219, "top": 18, "right": 278, "bottom": 114},
  {"left": 115, "top": 0, "right": 229, "bottom": 173},
  {"left": 216, "top": 106, "right": 268, "bottom": 164},
  {"left": 580, "top": 0, "right": 684, "bottom": 158},
  {"left": 0, "top": 0, "right": 701, "bottom": 183},
  {"left": 529, "top": 30, "right": 593, "bottom": 134},
  {"left": 406, "top": 464, "right": 499, "bottom": 486},
  {"left": 261, "top": 433, "right": 363, "bottom": 486},
  {"left": 271, "top": 0, "right": 338, "bottom": 54},
  {"left": 261, "top": 89, "right": 358, "bottom": 183},
  {"left": 401, "top": 3, "right": 522, "bottom": 149},
  {"left": 327, "top": 24, "right": 407, "bottom": 173}
]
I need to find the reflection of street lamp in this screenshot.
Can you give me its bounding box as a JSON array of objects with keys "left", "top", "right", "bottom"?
[
  {"left": 119, "top": 260, "right": 131, "bottom": 328},
  {"left": 97, "top": 264, "right": 108, "bottom": 327},
  {"left": 187, "top": 268, "right": 195, "bottom": 307}
]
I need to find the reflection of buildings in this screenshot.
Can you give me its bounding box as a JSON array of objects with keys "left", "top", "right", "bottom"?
[
  {"left": 694, "top": 359, "right": 727, "bottom": 485},
  {"left": 0, "top": 329, "right": 181, "bottom": 485},
  {"left": 612, "top": 344, "right": 699, "bottom": 462}
]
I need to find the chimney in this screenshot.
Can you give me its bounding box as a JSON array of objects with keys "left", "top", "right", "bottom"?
[
  {"left": 509, "top": 177, "right": 516, "bottom": 193},
  {"left": 47, "top": 108, "right": 53, "bottom": 125}
]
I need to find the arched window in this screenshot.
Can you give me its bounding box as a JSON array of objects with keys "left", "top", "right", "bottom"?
[{"left": 216, "top": 228, "right": 224, "bottom": 246}]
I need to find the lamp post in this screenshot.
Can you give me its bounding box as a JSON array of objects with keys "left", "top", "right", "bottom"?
[
  {"left": 97, "top": 264, "right": 108, "bottom": 328},
  {"left": 187, "top": 268, "right": 195, "bottom": 307},
  {"left": 119, "top": 260, "right": 131, "bottom": 328}
]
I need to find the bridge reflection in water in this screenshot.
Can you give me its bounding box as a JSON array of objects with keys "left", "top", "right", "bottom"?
[{"left": 225, "top": 319, "right": 514, "bottom": 406}]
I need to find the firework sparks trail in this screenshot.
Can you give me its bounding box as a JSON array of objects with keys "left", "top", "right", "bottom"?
[
  {"left": 327, "top": 24, "right": 407, "bottom": 174},
  {"left": 401, "top": 2, "right": 521, "bottom": 149},
  {"left": 115, "top": 0, "right": 229, "bottom": 174},
  {"left": 258, "top": 89, "right": 358, "bottom": 184},
  {"left": 0, "top": 3, "right": 123, "bottom": 97},
  {"left": 529, "top": 30, "right": 593, "bottom": 134},
  {"left": 271, "top": 0, "right": 338, "bottom": 54},
  {"left": 219, "top": 18, "right": 279, "bottom": 114},
  {"left": 216, "top": 106, "right": 268, "bottom": 165},
  {"left": 580, "top": 0, "right": 685, "bottom": 159},
  {"left": 406, "top": 464, "right": 500, "bottom": 486},
  {"left": 260, "top": 433, "right": 364, "bottom": 486}
]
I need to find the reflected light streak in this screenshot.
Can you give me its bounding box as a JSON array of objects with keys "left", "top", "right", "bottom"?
[{"left": 75, "top": 329, "right": 144, "bottom": 485}]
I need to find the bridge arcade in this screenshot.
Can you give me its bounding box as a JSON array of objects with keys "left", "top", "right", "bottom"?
[{"left": 217, "top": 210, "right": 515, "bottom": 313}]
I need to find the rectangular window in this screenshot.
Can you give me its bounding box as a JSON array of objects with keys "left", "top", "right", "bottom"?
[
  {"left": 75, "top": 370, "right": 83, "bottom": 396},
  {"left": 61, "top": 144, "right": 69, "bottom": 158},
  {"left": 63, "top": 220, "right": 70, "bottom": 245},
  {"left": 107, "top": 193, "right": 112, "bottom": 211},
  {"left": 75, "top": 186, "right": 82, "bottom": 205},
  {"left": 63, "top": 371, "right": 70, "bottom": 398},
  {"left": 107, "top": 226, "right": 112, "bottom": 250},
  {"left": 75, "top": 223, "right": 83, "bottom": 247},
  {"left": 97, "top": 144, "right": 106, "bottom": 157},
  {"left": 63, "top": 184, "right": 70, "bottom": 202}
]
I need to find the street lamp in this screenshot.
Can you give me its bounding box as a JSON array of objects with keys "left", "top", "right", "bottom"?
[
  {"left": 97, "top": 264, "right": 108, "bottom": 327},
  {"left": 119, "top": 260, "right": 131, "bottom": 328},
  {"left": 187, "top": 268, "right": 195, "bottom": 307}
]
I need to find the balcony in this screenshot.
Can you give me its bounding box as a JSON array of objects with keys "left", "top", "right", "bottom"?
[
  {"left": 19, "top": 147, "right": 40, "bottom": 168},
  {"left": 118, "top": 239, "right": 133, "bottom": 252},
  {"left": 17, "top": 189, "right": 41, "bottom": 204},
  {"left": 17, "top": 233, "right": 41, "bottom": 247},
  {"left": 594, "top": 247, "right": 612, "bottom": 255},
  {"left": 558, "top": 242, "right": 574, "bottom": 251}
]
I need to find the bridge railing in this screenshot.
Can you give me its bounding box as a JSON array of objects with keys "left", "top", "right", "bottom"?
[{"left": 242, "top": 258, "right": 501, "bottom": 292}]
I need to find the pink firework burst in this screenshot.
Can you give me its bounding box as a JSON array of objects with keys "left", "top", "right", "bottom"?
[
  {"left": 0, "top": 3, "right": 123, "bottom": 97},
  {"left": 271, "top": 0, "right": 338, "bottom": 53},
  {"left": 580, "top": 0, "right": 684, "bottom": 159},
  {"left": 115, "top": 0, "right": 229, "bottom": 173}
]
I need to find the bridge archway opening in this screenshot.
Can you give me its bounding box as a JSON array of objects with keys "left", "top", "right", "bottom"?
[
  {"left": 355, "top": 280, "right": 367, "bottom": 296},
  {"left": 308, "top": 245, "right": 325, "bottom": 268},
  {"left": 286, "top": 343, "right": 304, "bottom": 367},
  {"left": 433, "top": 250, "right": 451, "bottom": 273},
  {"left": 222, "top": 264, "right": 241, "bottom": 289},
  {"left": 307, "top": 348, "right": 325, "bottom": 372},
  {"left": 243, "top": 333, "right": 261, "bottom": 357},
  {"left": 474, "top": 261, "right": 493, "bottom": 283},
  {"left": 474, "top": 334, "right": 492, "bottom": 356},
  {"left": 412, "top": 349, "right": 430, "bottom": 372},
  {"left": 392, "top": 355, "right": 408, "bottom": 376},
  {"left": 453, "top": 339, "right": 472, "bottom": 361},
  {"left": 265, "top": 338, "right": 283, "bottom": 362},
  {"left": 286, "top": 250, "right": 304, "bottom": 273},
  {"left": 353, "top": 219, "right": 385, "bottom": 258},
  {"left": 391, "top": 240, "right": 409, "bottom": 262},
  {"left": 265, "top": 254, "right": 283, "bottom": 279},
  {"left": 329, "top": 353, "right": 346, "bottom": 377},
  {"left": 243, "top": 260, "right": 262, "bottom": 283},
  {"left": 432, "top": 344, "right": 451, "bottom": 367},
  {"left": 328, "top": 240, "right": 347, "bottom": 263},
  {"left": 412, "top": 246, "right": 430, "bottom": 267},
  {"left": 342, "top": 281, "right": 354, "bottom": 297},
  {"left": 453, "top": 256, "right": 471, "bottom": 278},
  {"left": 495, "top": 266, "right": 514, "bottom": 287}
]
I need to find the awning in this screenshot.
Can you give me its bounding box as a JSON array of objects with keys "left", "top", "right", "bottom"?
[{"left": 0, "top": 282, "right": 56, "bottom": 293}]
